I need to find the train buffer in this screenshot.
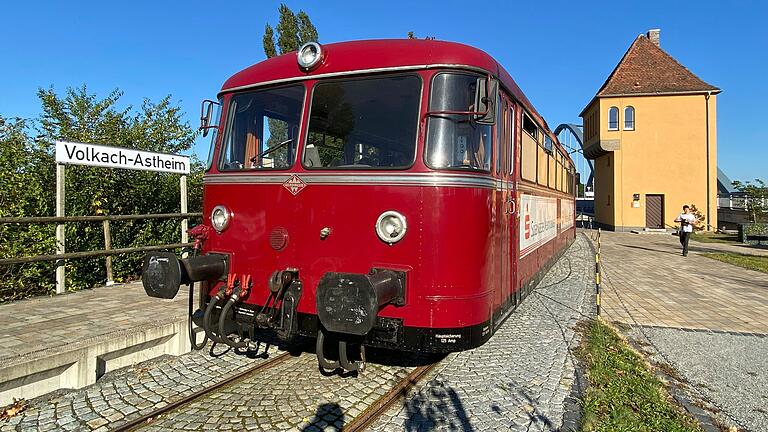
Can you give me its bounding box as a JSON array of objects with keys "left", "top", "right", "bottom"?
[{"left": 0, "top": 282, "right": 192, "bottom": 406}]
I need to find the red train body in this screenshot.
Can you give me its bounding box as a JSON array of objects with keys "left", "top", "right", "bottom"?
[{"left": 143, "top": 39, "right": 576, "bottom": 370}]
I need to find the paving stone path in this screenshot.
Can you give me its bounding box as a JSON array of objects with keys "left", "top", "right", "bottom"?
[
  {"left": 370, "top": 236, "right": 594, "bottom": 431},
  {"left": 1, "top": 235, "right": 593, "bottom": 431},
  {"left": 597, "top": 230, "right": 768, "bottom": 333}
]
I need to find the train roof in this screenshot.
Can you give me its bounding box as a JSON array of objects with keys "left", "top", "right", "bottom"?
[{"left": 220, "top": 39, "right": 571, "bottom": 166}]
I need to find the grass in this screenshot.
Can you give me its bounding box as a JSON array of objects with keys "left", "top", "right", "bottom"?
[
  {"left": 702, "top": 252, "right": 768, "bottom": 274},
  {"left": 576, "top": 319, "right": 702, "bottom": 432},
  {"left": 690, "top": 232, "right": 739, "bottom": 244}
]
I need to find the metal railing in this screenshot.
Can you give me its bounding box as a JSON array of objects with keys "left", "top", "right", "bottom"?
[
  {"left": 717, "top": 195, "right": 768, "bottom": 210},
  {"left": 0, "top": 212, "right": 202, "bottom": 293}
]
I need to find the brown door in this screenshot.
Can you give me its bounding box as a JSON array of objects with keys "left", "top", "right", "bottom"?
[{"left": 645, "top": 194, "right": 664, "bottom": 228}]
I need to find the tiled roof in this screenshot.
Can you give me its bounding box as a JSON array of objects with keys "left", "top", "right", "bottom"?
[{"left": 595, "top": 34, "right": 719, "bottom": 97}]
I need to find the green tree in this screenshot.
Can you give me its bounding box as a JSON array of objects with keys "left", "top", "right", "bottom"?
[
  {"left": 0, "top": 86, "right": 202, "bottom": 302},
  {"left": 296, "top": 11, "right": 318, "bottom": 45},
  {"left": 262, "top": 4, "right": 320, "bottom": 159},
  {"left": 406, "top": 31, "right": 436, "bottom": 40},
  {"left": 262, "top": 24, "right": 278, "bottom": 59},
  {"left": 0, "top": 116, "right": 56, "bottom": 302},
  {"left": 732, "top": 178, "right": 767, "bottom": 223}
]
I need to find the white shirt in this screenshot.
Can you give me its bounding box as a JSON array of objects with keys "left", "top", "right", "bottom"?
[{"left": 679, "top": 213, "right": 695, "bottom": 233}]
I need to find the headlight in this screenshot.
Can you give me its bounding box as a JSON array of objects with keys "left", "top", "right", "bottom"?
[
  {"left": 376, "top": 211, "right": 407, "bottom": 244},
  {"left": 297, "top": 42, "right": 323, "bottom": 71},
  {"left": 211, "top": 205, "right": 232, "bottom": 233}
]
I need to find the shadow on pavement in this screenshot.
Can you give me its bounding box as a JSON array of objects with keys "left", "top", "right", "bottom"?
[
  {"left": 617, "top": 243, "right": 681, "bottom": 255},
  {"left": 302, "top": 402, "right": 344, "bottom": 431},
  {"left": 401, "top": 379, "right": 475, "bottom": 431}
]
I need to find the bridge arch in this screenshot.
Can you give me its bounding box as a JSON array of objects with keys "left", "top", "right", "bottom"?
[{"left": 554, "top": 123, "right": 594, "bottom": 190}]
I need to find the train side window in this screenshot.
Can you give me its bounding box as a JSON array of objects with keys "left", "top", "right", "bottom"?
[
  {"left": 496, "top": 95, "right": 504, "bottom": 175},
  {"left": 520, "top": 113, "right": 537, "bottom": 182},
  {"left": 426, "top": 73, "right": 492, "bottom": 171},
  {"left": 559, "top": 153, "right": 567, "bottom": 192},
  {"left": 537, "top": 129, "right": 547, "bottom": 187},
  {"left": 507, "top": 104, "right": 515, "bottom": 175},
  {"left": 549, "top": 152, "right": 556, "bottom": 189}
]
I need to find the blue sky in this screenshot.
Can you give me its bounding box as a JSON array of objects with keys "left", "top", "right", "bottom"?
[{"left": 1, "top": 0, "right": 765, "bottom": 182}]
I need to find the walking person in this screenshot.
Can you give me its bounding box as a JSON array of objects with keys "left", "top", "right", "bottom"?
[{"left": 674, "top": 205, "right": 696, "bottom": 256}]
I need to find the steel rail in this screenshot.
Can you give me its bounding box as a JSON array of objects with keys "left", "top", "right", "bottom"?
[
  {"left": 113, "top": 351, "right": 293, "bottom": 432},
  {"left": 345, "top": 361, "right": 440, "bottom": 431}
]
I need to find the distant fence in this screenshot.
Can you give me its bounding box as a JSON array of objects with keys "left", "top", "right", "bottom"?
[
  {"left": 0, "top": 212, "right": 202, "bottom": 293},
  {"left": 717, "top": 195, "right": 768, "bottom": 211}
]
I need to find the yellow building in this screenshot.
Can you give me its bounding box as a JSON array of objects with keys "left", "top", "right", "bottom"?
[{"left": 580, "top": 29, "right": 720, "bottom": 231}]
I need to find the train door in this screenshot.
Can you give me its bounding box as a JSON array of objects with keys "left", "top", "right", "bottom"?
[
  {"left": 505, "top": 102, "right": 518, "bottom": 307},
  {"left": 495, "top": 97, "right": 507, "bottom": 318},
  {"left": 500, "top": 98, "right": 515, "bottom": 311}
]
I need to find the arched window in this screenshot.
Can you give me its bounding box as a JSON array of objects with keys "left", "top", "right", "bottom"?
[
  {"left": 624, "top": 106, "right": 635, "bottom": 130},
  {"left": 608, "top": 106, "right": 619, "bottom": 130}
]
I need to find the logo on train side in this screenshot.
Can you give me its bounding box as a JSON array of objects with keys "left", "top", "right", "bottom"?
[
  {"left": 283, "top": 174, "right": 307, "bottom": 195},
  {"left": 524, "top": 204, "right": 531, "bottom": 240}
]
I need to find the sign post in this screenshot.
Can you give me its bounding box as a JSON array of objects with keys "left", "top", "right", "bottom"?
[
  {"left": 55, "top": 163, "right": 66, "bottom": 294},
  {"left": 180, "top": 175, "right": 188, "bottom": 258},
  {"left": 54, "top": 141, "right": 191, "bottom": 293}
]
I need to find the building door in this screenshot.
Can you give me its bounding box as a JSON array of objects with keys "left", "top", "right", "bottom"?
[{"left": 645, "top": 194, "right": 664, "bottom": 228}]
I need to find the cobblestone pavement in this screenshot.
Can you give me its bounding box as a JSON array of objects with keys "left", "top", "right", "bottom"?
[
  {"left": 0, "top": 345, "right": 280, "bottom": 432},
  {"left": 370, "top": 235, "right": 593, "bottom": 432},
  {"left": 594, "top": 230, "right": 768, "bottom": 334},
  {"left": 1, "top": 236, "right": 592, "bottom": 432},
  {"left": 625, "top": 326, "right": 768, "bottom": 432},
  {"left": 140, "top": 349, "right": 429, "bottom": 431}
]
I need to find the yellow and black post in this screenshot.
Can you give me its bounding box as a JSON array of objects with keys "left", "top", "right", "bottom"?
[{"left": 595, "top": 228, "right": 601, "bottom": 316}]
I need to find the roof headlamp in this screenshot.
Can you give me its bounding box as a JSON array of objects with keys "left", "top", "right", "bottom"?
[{"left": 297, "top": 42, "right": 324, "bottom": 71}]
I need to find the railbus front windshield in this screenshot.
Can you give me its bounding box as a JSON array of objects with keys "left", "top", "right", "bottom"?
[
  {"left": 219, "top": 85, "right": 305, "bottom": 171},
  {"left": 302, "top": 74, "right": 421, "bottom": 169},
  {"left": 217, "top": 71, "right": 499, "bottom": 173}
]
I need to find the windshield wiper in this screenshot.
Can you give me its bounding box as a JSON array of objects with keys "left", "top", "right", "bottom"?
[{"left": 250, "top": 139, "right": 293, "bottom": 164}]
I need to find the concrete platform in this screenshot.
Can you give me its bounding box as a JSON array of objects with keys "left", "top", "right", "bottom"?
[{"left": 0, "top": 282, "right": 192, "bottom": 406}]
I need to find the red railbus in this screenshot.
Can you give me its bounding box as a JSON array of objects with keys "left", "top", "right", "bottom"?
[{"left": 142, "top": 39, "right": 576, "bottom": 372}]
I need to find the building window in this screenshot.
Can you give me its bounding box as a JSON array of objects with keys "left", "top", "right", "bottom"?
[
  {"left": 608, "top": 106, "right": 619, "bottom": 130},
  {"left": 624, "top": 106, "right": 635, "bottom": 130}
]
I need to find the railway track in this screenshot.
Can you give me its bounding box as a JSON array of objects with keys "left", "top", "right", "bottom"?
[
  {"left": 112, "top": 349, "right": 441, "bottom": 432},
  {"left": 112, "top": 351, "right": 293, "bottom": 432},
  {"left": 344, "top": 361, "right": 440, "bottom": 431}
]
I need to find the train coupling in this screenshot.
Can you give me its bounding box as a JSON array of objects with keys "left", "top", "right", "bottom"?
[
  {"left": 316, "top": 268, "right": 405, "bottom": 336},
  {"left": 142, "top": 252, "right": 228, "bottom": 299},
  {"left": 315, "top": 268, "right": 405, "bottom": 373}
]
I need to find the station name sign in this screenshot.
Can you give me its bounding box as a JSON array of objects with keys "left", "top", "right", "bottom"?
[{"left": 55, "top": 141, "right": 190, "bottom": 174}]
